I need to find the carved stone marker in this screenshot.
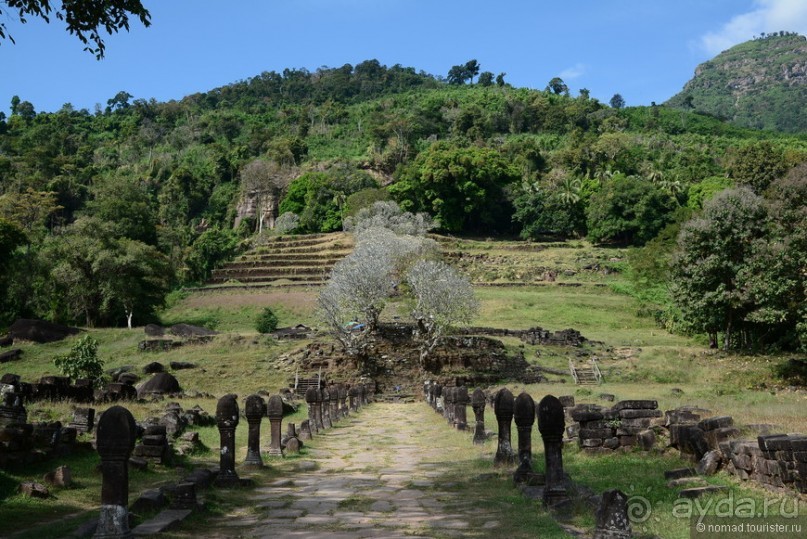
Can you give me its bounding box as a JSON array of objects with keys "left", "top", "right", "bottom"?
[
  {"left": 321, "top": 388, "right": 332, "bottom": 429},
  {"left": 471, "top": 389, "right": 487, "bottom": 445},
  {"left": 593, "top": 489, "right": 632, "bottom": 539},
  {"left": 305, "top": 387, "right": 320, "bottom": 433},
  {"left": 94, "top": 405, "right": 137, "bottom": 538},
  {"left": 244, "top": 394, "right": 266, "bottom": 468},
  {"left": 348, "top": 386, "right": 358, "bottom": 412},
  {"left": 453, "top": 386, "right": 469, "bottom": 430},
  {"left": 299, "top": 419, "right": 313, "bottom": 441},
  {"left": 70, "top": 407, "right": 95, "bottom": 434},
  {"left": 538, "top": 394, "right": 569, "bottom": 506},
  {"left": 494, "top": 388, "right": 516, "bottom": 466},
  {"left": 213, "top": 394, "right": 240, "bottom": 488},
  {"left": 338, "top": 384, "right": 348, "bottom": 418},
  {"left": 513, "top": 392, "right": 536, "bottom": 483},
  {"left": 443, "top": 387, "right": 454, "bottom": 424},
  {"left": 266, "top": 395, "right": 284, "bottom": 457},
  {"left": 328, "top": 385, "right": 339, "bottom": 423}
]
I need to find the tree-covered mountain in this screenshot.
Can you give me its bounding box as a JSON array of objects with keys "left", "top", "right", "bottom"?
[
  {"left": 0, "top": 59, "right": 805, "bottom": 343},
  {"left": 667, "top": 33, "right": 807, "bottom": 132}
]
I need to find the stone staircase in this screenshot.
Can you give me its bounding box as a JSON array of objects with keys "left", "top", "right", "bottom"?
[
  {"left": 569, "top": 358, "right": 602, "bottom": 385},
  {"left": 208, "top": 233, "right": 354, "bottom": 288}
]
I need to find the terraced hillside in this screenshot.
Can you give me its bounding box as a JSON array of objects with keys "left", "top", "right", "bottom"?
[{"left": 207, "top": 233, "right": 354, "bottom": 288}]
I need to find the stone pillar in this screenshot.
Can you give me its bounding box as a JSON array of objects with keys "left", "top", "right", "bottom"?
[
  {"left": 538, "top": 394, "right": 569, "bottom": 506},
  {"left": 494, "top": 388, "right": 516, "bottom": 466},
  {"left": 214, "top": 394, "right": 240, "bottom": 488},
  {"left": 338, "top": 385, "right": 348, "bottom": 418},
  {"left": 244, "top": 394, "right": 266, "bottom": 468},
  {"left": 471, "top": 389, "right": 487, "bottom": 445},
  {"left": 453, "top": 386, "right": 469, "bottom": 430},
  {"left": 435, "top": 385, "right": 443, "bottom": 414},
  {"left": 443, "top": 387, "right": 454, "bottom": 424},
  {"left": 266, "top": 395, "right": 284, "bottom": 457},
  {"left": 348, "top": 386, "right": 358, "bottom": 412},
  {"left": 321, "top": 388, "right": 332, "bottom": 429},
  {"left": 299, "top": 419, "right": 313, "bottom": 441},
  {"left": 594, "top": 489, "right": 632, "bottom": 539},
  {"left": 513, "top": 392, "right": 535, "bottom": 483},
  {"left": 329, "top": 385, "right": 339, "bottom": 423},
  {"left": 94, "top": 405, "right": 136, "bottom": 539},
  {"left": 305, "top": 387, "right": 320, "bottom": 433}
]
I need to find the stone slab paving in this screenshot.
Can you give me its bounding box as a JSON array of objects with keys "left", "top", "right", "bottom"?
[{"left": 205, "top": 403, "right": 520, "bottom": 538}]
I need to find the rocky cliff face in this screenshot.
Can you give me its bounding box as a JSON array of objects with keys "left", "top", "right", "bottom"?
[
  {"left": 667, "top": 34, "right": 807, "bottom": 132},
  {"left": 233, "top": 189, "right": 279, "bottom": 231}
]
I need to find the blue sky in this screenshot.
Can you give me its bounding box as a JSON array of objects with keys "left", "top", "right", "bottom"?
[{"left": 2, "top": 0, "right": 806, "bottom": 113}]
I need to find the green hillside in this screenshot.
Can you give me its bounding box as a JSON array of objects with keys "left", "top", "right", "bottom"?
[
  {"left": 667, "top": 33, "right": 807, "bottom": 132},
  {"left": 0, "top": 60, "right": 805, "bottom": 349}
]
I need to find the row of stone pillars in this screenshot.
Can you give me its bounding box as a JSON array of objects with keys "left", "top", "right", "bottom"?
[
  {"left": 92, "top": 385, "right": 372, "bottom": 537},
  {"left": 424, "top": 383, "right": 569, "bottom": 508}
]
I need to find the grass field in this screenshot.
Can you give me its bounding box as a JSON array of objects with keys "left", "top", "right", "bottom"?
[{"left": 1, "top": 235, "right": 804, "bottom": 537}]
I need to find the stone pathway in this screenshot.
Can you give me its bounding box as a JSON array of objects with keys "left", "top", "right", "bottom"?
[{"left": 205, "top": 403, "right": 518, "bottom": 538}]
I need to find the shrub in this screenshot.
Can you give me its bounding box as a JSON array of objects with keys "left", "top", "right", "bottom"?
[
  {"left": 273, "top": 212, "right": 299, "bottom": 234},
  {"left": 53, "top": 335, "right": 105, "bottom": 385},
  {"left": 256, "top": 307, "right": 279, "bottom": 334}
]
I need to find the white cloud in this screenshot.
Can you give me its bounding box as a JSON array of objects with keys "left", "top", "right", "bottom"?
[
  {"left": 559, "top": 63, "right": 587, "bottom": 80},
  {"left": 700, "top": 0, "right": 807, "bottom": 55}
]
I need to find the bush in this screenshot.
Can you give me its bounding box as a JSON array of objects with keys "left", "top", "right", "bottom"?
[
  {"left": 774, "top": 358, "right": 807, "bottom": 386},
  {"left": 53, "top": 335, "right": 105, "bottom": 385},
  {"left": 273, "top": 212, "right": 299, "bottom": 234},
  {"left": 256, "top": 307, "right": 279, "bottom": 333}
]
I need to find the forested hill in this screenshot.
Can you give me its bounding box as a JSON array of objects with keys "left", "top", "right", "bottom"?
[
  {"left": 0, "top": 59, "right": 805, "bottom": 334},
  {"left": 667, "top": 33, "right": 807, "bottom": 132}
]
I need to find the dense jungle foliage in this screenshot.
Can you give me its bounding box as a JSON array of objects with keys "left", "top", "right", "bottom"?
[{"left": 0, "top": 57, "right": 805, "bottom": 350}]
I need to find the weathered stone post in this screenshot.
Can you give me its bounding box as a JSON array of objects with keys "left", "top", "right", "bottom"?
[
  {"left": 299, "top": 420, "right": 313, "bottom": 441},
  {"left": 305, "top": 387, "right": 320, "bottom": 433},
  {"left": 338, "top": 384, "right": 348, "bottom": 418},
  {"left": 594, "top": 489, "right": 632, "bottom": 539},
  {"left": 330, "top": 385, "right": 340, "bottom": 422},
  {"left": 244, "top": 394, "right": 266, "bottom": 468},
  {"left": 443, "top": 387, "right": 454, "bottom": 424},
  {"left": 94, "top": 405, "right": 136, "bottom": 539},
  {"left": 513, "top": 392, "right": 536, "bottom": 483},
  {"left": 435, "top": 384, "right": 443, "bottom": 414},
  {"left": 471, "top": 389, "right": 487, "bottom": 445},
  {"left": 494, "top": 388, "right": 516, "bottom": 466},
  {"left": 538, "top": 394, "right": 569, "bottom": 506},
  {"left": 348, "top": 386, "right": 358, "bottom": 412},
  {"left": 266, "top": 395, "right": 284, "bottom": 457},
  {"left": 214, "top": 394, "right": 240, "bottom": 488},
  {"left": 321, "top": 388, "right": 332, "bottom": 429},
  {"left": 453, "top": 386, "right": 469, "bottom": 430}
]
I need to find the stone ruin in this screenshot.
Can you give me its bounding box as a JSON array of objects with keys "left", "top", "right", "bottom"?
[{"left": 570, "top": 399, "right": 660, "bottom": 452}]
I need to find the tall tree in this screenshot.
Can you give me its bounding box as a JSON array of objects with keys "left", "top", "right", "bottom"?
[{"left": 609, "top": 93, "right": 626, "bottom": 109}]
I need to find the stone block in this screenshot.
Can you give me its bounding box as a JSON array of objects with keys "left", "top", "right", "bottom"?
[
  {"left": 619, "top": 417, "right": 652, "bottom": 429},
  {"left": 603, "top": 437, "right": 619, "bottom": 450},
  {"left": 637, "top": 429, "right": 656, "bottom": 451},
  {"left": 43, "top": 465, "right": 72, "bottom": 488},
  {"left": 618, "top": 435, "right": 637, "bottom": 447},
  {"left": 697, "top": 450, "right": 722, "bottom": 476},
  {"left": 132, "top": 509, "right": 192, "bottom": 536},
  {"left": 612, "top": 400, "right": 657, "bottom": 411},
  {"left": 18, "top": 481, "right": 49, "bottom": 498},
  {"left": 142, "top": 435, "right": 167, "bottom": 446},
  {"left": 580, "top": 428, "right": 615, "bottom": 439},
  {"left": 582, "top": 438, "right": 603, "bottom": 448},
  {"left": 664, "top": 468, "right": 696, "bottom": 480},
  {"left": 618, "top": 409, "right": 662, "bottom": 419},
  {"left": 758, "top": 435, "right": 791, "bottom": 452},
  {"left": 698, "top": 416, "right": 733, "bottom": 431},
  {"left": 130, "top": 489, "right": 168, "bottom": 513},
  {"left": 679, "top": 485, "right": 728, "bottom": 498},
  {"left": 571, "top": 409, "right": 604, "bottom": 422}
]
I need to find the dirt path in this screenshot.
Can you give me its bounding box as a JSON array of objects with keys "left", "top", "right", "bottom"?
[{"left": 204, "top": 402, "right": 529, "bottom": 538}]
